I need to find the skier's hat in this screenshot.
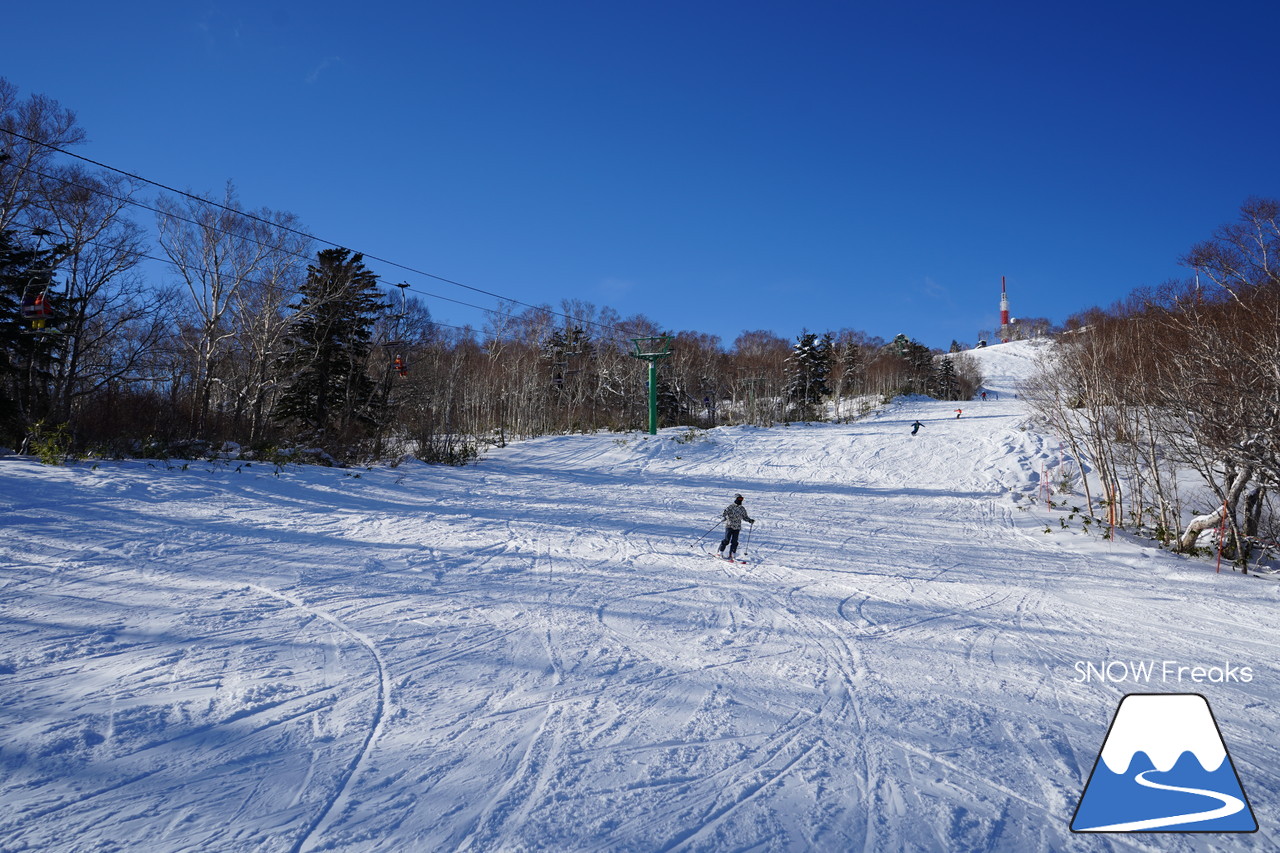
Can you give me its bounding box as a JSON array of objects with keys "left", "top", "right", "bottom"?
[{"left": 734, "top": 494, "right": 744, "bottom": 503}]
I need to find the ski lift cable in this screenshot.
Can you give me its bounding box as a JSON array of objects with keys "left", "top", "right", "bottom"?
[
  {"left": 58, "top": 234, "right": 644, "bottom": 349},
  {"left": 14, "top": 168, "right": 654, "bottom": 349},
  {"left": 22, "top": 163, "right": 437, "bottom": 304},
  {"left": 49, "top": 231, "right": 528, "bottom": 337},
  {"left": 35, "top": 232, "right": 484, "bottom": 338},
  {"left": 2, "top": 128, "right": 636, "bottom": 339},
  {"left": 16, "top": 163, "right": 516, "bottom": 326}
]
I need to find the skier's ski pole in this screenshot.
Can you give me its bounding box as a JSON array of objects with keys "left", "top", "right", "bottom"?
[
  {"left": 693, "top": 519, "right": 721, "bottom": 546},
  {"left": 744, "top": 521, "right": 755, "bottom": 557}
]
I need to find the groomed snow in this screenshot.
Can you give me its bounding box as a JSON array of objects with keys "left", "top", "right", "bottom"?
[{"left": 2, "top": 340, "right": 1277, "bottom": 851}]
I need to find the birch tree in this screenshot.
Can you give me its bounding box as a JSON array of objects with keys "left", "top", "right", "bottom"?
[
  {"left": 157, "top": 183, "right": 306, "bottom": 438},
  {"left": 0, "top": 78, "right": 85, "bottom": 231}
]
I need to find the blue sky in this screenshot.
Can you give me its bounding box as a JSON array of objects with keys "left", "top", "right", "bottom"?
[{"left": 6, "top": 1, "right": 1279, "bottom": 349}]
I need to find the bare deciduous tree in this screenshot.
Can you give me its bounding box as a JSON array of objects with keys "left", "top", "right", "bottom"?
[
  {"left": 157, "top": 183, "right": 311, "bottom": 439},
  {"left": 0, "top": 79, "right": 85, "bottom": 232}
]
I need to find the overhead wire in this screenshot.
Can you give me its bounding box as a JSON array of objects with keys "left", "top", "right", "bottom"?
[
  {"left": 9, "top": 154, "right": 598, "bottom": 339},
  {"left": 1, "top": 126, "right": 642, "bottom": 340},
  {"left": 55, "top": 234, "right": 483, "bottom": 337},
  {"left": 19, "top": 162, "right": 503, "bottom": 324}
]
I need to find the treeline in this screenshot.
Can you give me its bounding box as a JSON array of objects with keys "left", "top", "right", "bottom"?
[
  {"left": 1025, "top": 197, "right": 1280, "bottom": 569},
  {"left": 0, "top": 79, "right": 979, "bottom": 464}
]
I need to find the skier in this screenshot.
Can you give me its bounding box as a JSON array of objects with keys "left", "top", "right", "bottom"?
[
  {"left": 955, "top": 409, "right": 963, "bottom": 419},
  {"left": 910, "top": 420, "right": 924, "bottom": 436},
  {"left": 718, "top": 494, "right": 754, "bottom": 561}
]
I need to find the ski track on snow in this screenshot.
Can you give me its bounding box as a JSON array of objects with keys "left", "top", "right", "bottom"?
[
  {"left": 3, "top": 341, "right": 1279, "bottom": 851},
  {"left": 245, "top": 584, "right": 392, "bottom": 853}
]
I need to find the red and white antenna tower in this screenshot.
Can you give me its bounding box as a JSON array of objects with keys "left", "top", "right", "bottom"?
[{"left": 999, "top": 275, "right": 1010, "bottom": 342}]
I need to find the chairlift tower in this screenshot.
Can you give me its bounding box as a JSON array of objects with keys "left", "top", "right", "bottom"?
[{"left": 629, "top": 335, "right": 672, "bottom": 435}]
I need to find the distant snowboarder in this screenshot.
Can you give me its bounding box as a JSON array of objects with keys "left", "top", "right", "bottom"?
[
  {"left": 955, "top": 409, "right": 963, "bottom": 419},
  {"left": 910, "top": 420, "right": 924, "bottom": 436},
  {"left": 718, "top": 494, "right": 754, "bottom": 561}
]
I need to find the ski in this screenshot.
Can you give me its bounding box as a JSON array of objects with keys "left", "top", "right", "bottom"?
[{"left": 713, "top": 555, "right": 747, "bottom": 564}]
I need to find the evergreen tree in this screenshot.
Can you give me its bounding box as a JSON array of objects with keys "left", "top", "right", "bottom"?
[
  {"left": 817, "top": 331, "right": 834, "bottom": 396},
  {"left": 0, "top": 229, "right": 62, "bottom": 444},
  {"left": 885, "top": 333, "right": 935, "bottom": 396},
  {"left": 930, "top": 356, "right": 959, "bottom": 399},
  {"left": 272, "top": 248, "right": 387, "bottom": 445},
  {"left": 787, "top": 331, "right": 832, "bottom": 419}
]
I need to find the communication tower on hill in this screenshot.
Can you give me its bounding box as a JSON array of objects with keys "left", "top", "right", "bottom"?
[{"left": 999, "top": 276, "right": 1011, "bottom": 342}]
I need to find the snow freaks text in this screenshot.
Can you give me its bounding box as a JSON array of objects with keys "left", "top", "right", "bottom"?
[{"left": 1073, "top": 661, "right": 1254, "bottom": 685}]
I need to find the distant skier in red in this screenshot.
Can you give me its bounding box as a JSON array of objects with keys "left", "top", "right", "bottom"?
[{"left": 718, "top": 494, "right": 754, "bottom": 561}]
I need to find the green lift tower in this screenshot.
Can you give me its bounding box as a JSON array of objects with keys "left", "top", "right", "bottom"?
[{"left": 629, "top": 335, "right": 672, "bottom": 435}]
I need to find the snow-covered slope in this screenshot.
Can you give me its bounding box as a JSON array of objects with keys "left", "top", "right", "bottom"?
[
  {"left": 965, "top": 337, "right": 1053, "bottom": 397},
  {"left": 2, "top": 340, "right": 1278, "bottom": 851}
]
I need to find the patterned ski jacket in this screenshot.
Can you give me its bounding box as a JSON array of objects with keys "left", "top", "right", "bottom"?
[{"left": 721, "top": 503, "right": 754, "bottom": 530}]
